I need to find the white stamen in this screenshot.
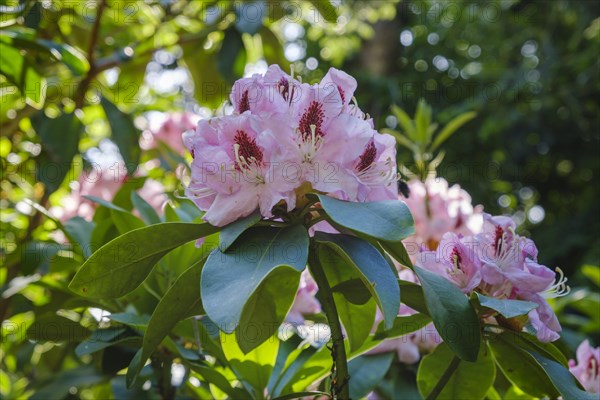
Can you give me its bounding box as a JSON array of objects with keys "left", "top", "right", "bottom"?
[{"left": 541, "top": 267, "right": 571, "bottom": 299}]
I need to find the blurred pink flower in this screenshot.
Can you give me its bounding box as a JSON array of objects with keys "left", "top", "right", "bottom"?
[
  {"left": 141, "top": 112, "right": 199, "bottom": 154},
  {"left": 54, "top": 163, "right": 167, "bottom": 222},
  {"left": 569, "top": 339, "right": 600, "bottom": 393},
  {"left": 286, "top": 269, "right": 321, "bottom": 325},
  {"left": 402, "top": 178, "right": 483, "bottom": 252}
]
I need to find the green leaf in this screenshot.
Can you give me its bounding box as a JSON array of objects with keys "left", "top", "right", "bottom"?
[
  {"left": 111, "top": 209, "right": 145, "bottom": 234},
  {"left": 217, "top": 28, "right": 247, "bottom": 83},
  {"left": 391, "top": 104, "right": 417, "bottom": 141},
  {"left": 415, "top": 98, "right": 432, "bottom": 144},
  {"left": 201, "top": 225, "right": 309, "bottom": 335},
  {"left": 83, "top": 195, "right": 128, "bottom": 212},
  {"left": 314, "top": 194, "right": 414, "bottom": 242},
  {"left": 75, "top": 329, "right": 140, "bottom": 357},
  {"left": 0, "top": 29, "right": 89, "bottom": 74},
  {"left": 413, "top": 266, "right": 480, "bottom": 361},
  {"left": 0, "top": 42, "right": 46, "bottom": 108},
  {"left": 109, "top": 312, "right": 149, "bottom": 330},
  {"left": 219, "top": 210, "right": 261, "bottom": 251},
  {"left": 130, "top": 191, "right": 161, "bottom": 225},
  {"left": 581, "top": 264, "right": 600, "bottom": 286},
  {"left": 431, "top": 111, "right": 476, "bottom": 151},
  {"left": 30, "top": 366, "right": 104, "bottom": 400},
  {"left": 489, "top": 334, "right": 560, "bottom": 398},
  {"left": 372, "top": 313, "right": 432, "bottom": 341},
  {"left": 475, "top": 293, "right": 538, "bottom": 319},
  {"left": 399, "top": 280, "right": 429, "bottom": 315},
  {"left": 27, "top": 313, "right": 90, "bottom": 342},
  {"left": 417, "top": 342, "right": 495, "bottom": 400},
  {"left": 307, "top": 0, "right": 338, "bottom": 23},
  {"left": 182, "top": 41, "right": 226, "bottom": 108},
  {"left": 260, "top": 26, "right": 289, "bottom": 70},
  {"left": 380, "top": 239, "right": 414, "bottom": 268},
  {"left": 272, "top": 392, "right": 330, "bottom": 400},
  {"left": 526, "top": 350, "right": 596, "bottom": 400},
  {"left": 498, "top": 330, "right": 568, "bottom": 366},
  {"left": 315, "top": 232, "right": 400, "bottom": 330},
  {"left": 316, "top": 244, "right": 376, "bottom": 352},
  {"left": 62, "top": 216, "right": 95, "bottom": 258},
  {"left": 128, "top": 260, "right": 205, "bottom": 387},
  {"left": 220, "top": 331, "right": 279, "bottom": 396},
  {"left": 348, "top": 353, "right": 394, "bottom": 399},
  {"left": 100, "top": 97, "right": 140, "bottom": 176},
  {"left": 236, "top": 267, "right": 304, "bottom": 353},
  {"left": 32, "top": 111, "right": 82, "bottom": 194},
  {"left": 69, "top": 222, "right": 219, "bottom": 298}
]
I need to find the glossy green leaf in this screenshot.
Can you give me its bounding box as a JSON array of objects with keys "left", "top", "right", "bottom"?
[
  {"left": 130, "top": 191, "right": 160, "bottom": 225},
  {"left": 315, "top": 232, "right": 400, "bottom": 330},
  {"left": 314, "top": 194, "right": 414, "bottom": 242},
  {"left": 489, "top": 335, "right": 559, "bottom": 398},
  {"left": 391, "top": 104, "right": 417, "bottom": 141},
  {"left": 219, "top": 210, "right": 261, "bottom": 251},
  {"left": 27, "top": 313, "right": 90, "bottom": 342},
  {"left": 307, "top": 0, "right": 338, "bottom": 23},
  {"left": 128, "top": 260, "right": 205, "bottom": 387},
  {"left": 32, "top": 111, "right": 82, "bottom": 194},
  {"left": 498, "top": 330, "right": 568, "bottom": 366},
  {"left": 417, "top": 342, "right": 495, "bottom": 400},
  {"left": 217, "top": 28, "right": 247, "bottom": 83},
  {"left": 399, "top": 280, "right": 429, "bottom": 315},
  {"left": 100, "top": 97, "right": 140, "bottom": 176},
  {"left": 62, "top": 216, "right": 95, "bottom": 258},
  {"left": 475, "top": 293, "right": 538, "bottom": 319},
  {"left": 111, "top": 209, "right": 145, "bottom": 234},
  {"left": 69, "top": 223, "right": 219, "bottom": 298},
  {"left": 372, "top": 313, "right": 432, "bottom": 341},
  {"left": 348, "top": 353, "right": 394, "bottom": 399},
  {"left": 220, "top": 331, "right": 279, "bottom": 396},
  {"left": 201, "top": 225, "right": 309, "bottom": 335},
  {"left": 526, "top": 350, "right": 596, "bottom": 400},
  {"left": 415, "top": 98, "right": 432, "bottom": 144},
  {"left": 236, "top": 267, "right": 304, "bottom": 353},
  {"left": 413, "top": 266, "right": 480, "bottom": 361},
  {"left": 0, "top": 42, "right": 46, "bottom": 108},
  {"left": 431, "top": 111, "right": 477, "bottom": 151},
  {"left": 317, "top": 244, "right": 377, "bottom": 352},
  {"left": 380, "top": 239, "right": 414, "bottom": 268}
]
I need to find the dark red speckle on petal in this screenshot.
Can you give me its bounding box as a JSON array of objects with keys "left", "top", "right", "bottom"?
[
  {"left": 233, "top": 130, "right": 263, "bottom": 169},
  {"left": 356, "top": 140, "right": 377, "bottom": 172},
  {"left": 239, "top": 90, "right": 250, "bottom": 113},
  {"left": 299, "top": 101, "right": 325, "bottom": 140}
]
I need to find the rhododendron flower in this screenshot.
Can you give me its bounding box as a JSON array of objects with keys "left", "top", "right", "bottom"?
[
  {"left": 414, "top": 212, "right": 567, "bottom": 342},
  {"left": 403, "top": 178, "right": 483, "bottom": 251},
  {"left": 142, "top": 112, "right": 199, "bottom": 154},
  {"left": 418, "top": 232, "right": 482, "bottom": 293},
  {"left": 54, "top": 163, "right": 166, "bottom": 222},
  {"left": 184, "top": 113, "right": 298, "bottom": 226},
  {"left": 286, "top": 269, "right": 321, "bottom": 325},
  {"left": 569, "top": 340, "right": 600, "bottom": 393},
  {"left": 183, "top": 65, "right": 399, "bottom": 226}
]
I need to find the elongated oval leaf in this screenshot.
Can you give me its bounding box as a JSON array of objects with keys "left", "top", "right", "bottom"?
[
  {"left": 128, "top": 260, "right": 205, "bottom": 387},
  {"left": 475, "top": 293, "right": 538, "bottom": 319},
  {"left": 489, "top": 335, "right": 559, "bottom": 398},
  {"left": 316, "top": 244, "right": 377, "bottom": 352},
  {"left": 314, "top": 194, "right": 414, "bottom": 242},
  {"left": 219, "top": 210, "right": 261, "bottom": 251},
  {"left": 417, "top": 342, "right": 495, "bottom": 400},
  {"left": 201, "top": 225, "right": 309, "bottom": 333},
  {"left": 315, "top": 232, "right": 400, "bottom": 330},
  {"left": 526, "top": 350, "right": 596, "bottom": 400},
  {"left": 69, "top": 223, "right": 219, "bottom": 298},
  {"left": 413, "top": 265, "right": 480, "bottom": 361},
  {"left": 100, "top": 97, "right": 140, "bottom": 176}
]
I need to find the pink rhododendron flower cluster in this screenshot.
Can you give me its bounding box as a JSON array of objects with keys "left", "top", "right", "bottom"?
[
  {"left": 183, "top": 65, "right": 398, "bottom": 226},
  {"left": 402, "top": 177, "right": 483, "bottom": 252},
  {"left": 569, "top": 339, "right": 600, "bottom": 393},
  {"left": 417, "top": 213, "right": 569, "bottom": 342}
]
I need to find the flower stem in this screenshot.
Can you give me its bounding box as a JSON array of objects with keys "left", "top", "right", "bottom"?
[
  {"left": 425, "top": 355, "right": 461, "bottom": 400},
  {"left": 308, "top": 244, "right": 350, "bottom": 400}
]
